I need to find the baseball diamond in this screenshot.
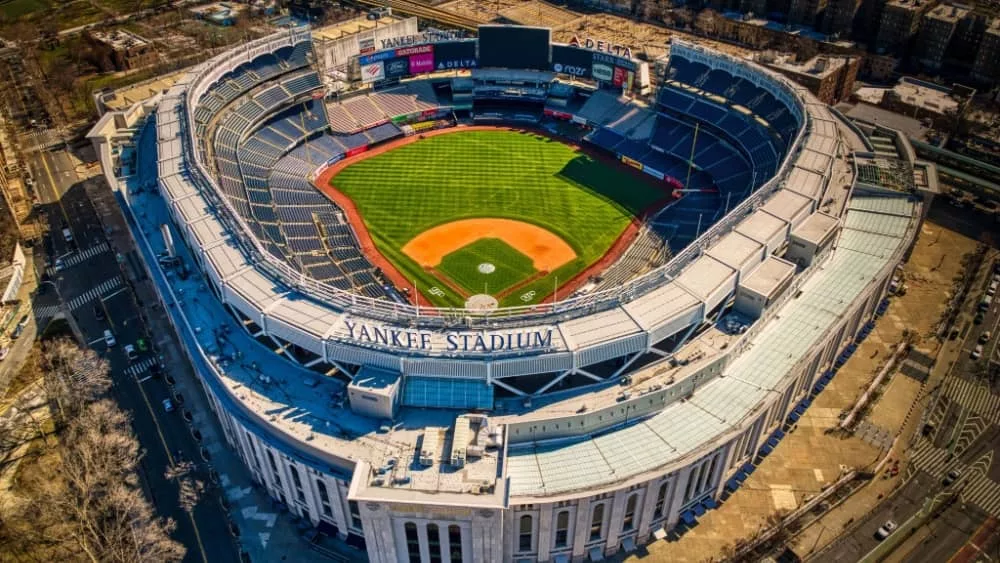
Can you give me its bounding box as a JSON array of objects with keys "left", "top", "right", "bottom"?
[{"left": 326, "top": 128, "right": 667, "bottom": 307}]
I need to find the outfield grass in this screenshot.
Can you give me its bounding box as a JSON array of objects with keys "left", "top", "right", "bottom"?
[
  {"left": 437, "top": 238, "right": 536, "bottom": 296},
  {"left": 332, "top": 130, "right": 666, "bottom": 307}
]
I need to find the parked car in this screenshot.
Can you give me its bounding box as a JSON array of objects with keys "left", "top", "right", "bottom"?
[
  {"left": 103, "top": 329, "right": 116, "bottom": 347},
  {"left": 875, "top": 520, "right": 898, "bottom": 540},
  {"left": 972, "top": 344, "right": 983, "bottom": 360},
  {"left": 980, "top": 331, "right": 991, "bottom": 344},
  {"left": 61, "top": 227, "right": 73, "bottom": 243}
]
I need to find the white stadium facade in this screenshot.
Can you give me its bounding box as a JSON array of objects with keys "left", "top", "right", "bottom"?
[{"left": 88, "top": 23, "right": 937, "bottom": 563}]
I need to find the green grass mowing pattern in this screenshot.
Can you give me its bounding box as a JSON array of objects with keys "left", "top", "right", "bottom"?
[
  {"left": 436, "top": 238, "right": 537, "bottom": 296},
  {"left": 332, "top": 130, "right": 666, "bottom": 307}
]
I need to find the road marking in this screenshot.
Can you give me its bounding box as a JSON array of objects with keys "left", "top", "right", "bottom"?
[
  {"left": 64, "top": 277, "right": 122, "bottom": 311},
  {"left": 45, "top": 243, "right": 111, "bottom": 276},
  {"left": 124, "top": 357, "right": 157, "bottom": 379},
  {"left": 101, "top": 287, "right": 127, "bottom": 302},
  {"left": 36, "top": 147, "right": 71, "bottom": 226}
]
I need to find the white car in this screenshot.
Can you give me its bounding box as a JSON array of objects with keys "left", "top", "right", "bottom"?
[
  {"left": 124, "top": 344, "right": 138, "bottom": 362},
  {"left": 62, "top": 227, "right": 73, "bottom": 242},
  {"left": 103, "top": 329, "right": 116, "bottom": 347},
  {"left": 161, "top": 398, "right": 175, "bottom": 413},
  {"left": 972, "top": 344, "right": 983, "bottom": 360},
  {"left": 54, "top": 257, "right": 65, "bottom": 272},
  {"left": 0, "top": 347, "right": 9, "bottom": 361},
  {"left": 875, "top": 520, "right": 898, "bottom": 540}
]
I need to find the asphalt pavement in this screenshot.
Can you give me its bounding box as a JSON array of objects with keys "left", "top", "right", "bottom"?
[{"left": 26, "top": 141, "right": 239, "bottom": 563}]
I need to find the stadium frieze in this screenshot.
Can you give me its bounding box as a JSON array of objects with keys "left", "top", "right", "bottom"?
[{"left": 342, "top": 318, "right": 555, "bottom": 353}]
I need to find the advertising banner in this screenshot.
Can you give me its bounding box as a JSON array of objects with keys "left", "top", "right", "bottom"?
[
  {"left": 359, "top": 37, "right": 375, "bottom": 55},
  {"left": 665, "top": 176, "right": 684, "bottom": 189},
  {"left": 359, "top": 50, "right": 395, "bottom": 65},
  {"left": 361, "top": 61, "right": 385, "bottom": 83},
  {"left": 592, "top": 63, "right": 613, "bottom": 82},
  {"left": 571, "top": 115, "right": 588, "bottom": 125},
  {"left": 594, "top": 52, "right": 637, "bottom": 72},
  {"left": 621, "top": 155, "right": 643, "bottom": 170},
  {"left": 433, "top": 40, "right": 477, "bottom": 70},
  {"left": 384, "top": 57, "right": 410, "bottom": 79},
  {"left": 409, "top": 52, "right": 434, "bottom": 74},
  {"left": 612, "top": 66, "right": 627, "bottom": 87},
  {"left": 395, "top": 44, "right": 433, "bottom": 57},
  {"left": 551, "top": 45, "right": 593, "bottom": 78},
  {"left": 346, "top": 145, "right": 369, "bottom": 157},
  {"left": 643, "top": 166, "right": 665, "bottom": 181}
]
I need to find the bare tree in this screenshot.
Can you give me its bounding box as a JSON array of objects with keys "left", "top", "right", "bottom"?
[
  {"left": 0, "top": 400, "right": 186, "bottom": 562},
  {"left": 39, "top": 338, "right": 111, "bottom": 423},
  {"left": 165, "top": 461, "right": 205, "bottom": 514}
]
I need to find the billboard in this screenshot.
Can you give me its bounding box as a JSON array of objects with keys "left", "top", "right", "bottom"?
[
  {"left": 433, "top": 40, "right": 477, "bottom": 70},
  {"left": 551, "top": 45, "right": 593, "bottom": 78},
  {"left": 409, "top": 52, "right": 434, "bottom": 74},
  {"left": 592, "top": 63, "right": 613, "bottom": 82},
  {"left": 361, "top": 61, "right": 385, "bottom": 83},
  {"left": 384, "top": 57, "right": 410, "bottom": 80},
  {"left": 478, "top": 25, "right": 550, "bottom": 70}
]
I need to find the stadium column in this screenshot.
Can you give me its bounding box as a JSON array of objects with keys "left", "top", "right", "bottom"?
[
  {"left": 570, "top": 498, "right": 593, "bottom": 559},
  {"left": 536, "top": 503, "right": 553, "bottom": 561},
  {"left": 603, "top": 489, "right": 629, "bottom": 555},
  {"left": 635, "top": 479, "right": 660, "bottom": 543}
]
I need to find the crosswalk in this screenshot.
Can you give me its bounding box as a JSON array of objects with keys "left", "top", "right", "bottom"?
[
  {"left": 32, "top": 304, "right": 60, "bottom": 320},
  {"left": 960, "top": 453, "right": 1000, "bottom": 517},
  {"left": 46, "top": 243, "right": 111, "bottom": 276},
  {"left": 65, "top": 277, "right": 123, "bottom": 312},
  {"left": 124, "top": 357, "right": 158, "bottom": 381},
  {"left": 946, "top": 378, "right": 1000, "bottom": 424},
  {"left": 908, "top": 440, "right": 962, "bottom": 478}
]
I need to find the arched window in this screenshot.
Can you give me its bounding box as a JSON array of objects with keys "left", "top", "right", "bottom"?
[
  {"left": 404, "top": 522, "right": 420, "bottom": 563},
  {"left": 654, "top": 482, "right": 669, "bottom": 519},
  {"left": 622, "top": 494, "right": 638, "bottom": 531},
  {"left": 589, "top": 504, "right": 605, "bottom": 541},
  {"left": 449, "top": 525, "right": 463, "bottom": 562},
  {"left": 554, "top": 510, "right": 570, "bottom": 548},
  {"left": 427, "top": 523, "right": 442, "bottom": 563},
  {"left": 518, "top": 514, "right": 533, "bottom": 552}
]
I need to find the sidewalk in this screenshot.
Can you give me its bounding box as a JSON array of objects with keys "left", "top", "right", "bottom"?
[{"left": 85, "top": 177, "right": 339, "bottom": 562}]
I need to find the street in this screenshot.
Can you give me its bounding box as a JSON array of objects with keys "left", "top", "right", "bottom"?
[
  {"left": 814, "top": 203, "right": 1000, "bottom": 563},
  {"left": 25, "top": 140, "right": 239, "bottom": 563}
]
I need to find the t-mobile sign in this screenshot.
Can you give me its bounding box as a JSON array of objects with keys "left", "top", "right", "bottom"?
[{"left": 409, "top": 52, "right": 434, "bottom": 74}]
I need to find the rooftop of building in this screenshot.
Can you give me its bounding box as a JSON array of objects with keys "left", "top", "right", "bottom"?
[
  {"left": 312, "top": 14, "right": 407, "bottom": 41},
  {"left": 90, "top": 29, "right": 151, "bottom": 49},
  {"left": 884, "top": 0, "right": 933, "bottom": 12},
  {"left": 189, "top": 2, "right": 246, "bottom": 17},
  {"left": 925, "top": 3, "right": 970, "bottom": 22},
  {"left": 759, "top": 52, "right": 852, "bottom": 80},
  {"left": 890, "top": 77, "right": 959, "bottom": 115}
]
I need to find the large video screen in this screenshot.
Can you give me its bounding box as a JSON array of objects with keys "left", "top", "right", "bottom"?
[{"left": 478, "top": 25, "right": 551, "bottom": 70}]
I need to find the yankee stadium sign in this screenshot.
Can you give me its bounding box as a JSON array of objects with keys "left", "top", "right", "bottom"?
[
  {"left": 379, "top": 30, "right": 462, "bottom": 50},
  {"left": 344, "top": 319, "right": 554, "bottom": 353}
]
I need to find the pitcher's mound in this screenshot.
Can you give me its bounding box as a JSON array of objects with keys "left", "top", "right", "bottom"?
[{"left": 465, "top": 294, "right": 499, "bottom": 311}]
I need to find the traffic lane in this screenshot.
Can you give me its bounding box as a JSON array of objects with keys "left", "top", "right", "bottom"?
[
  {"left": 823, "top": 473, "right": 936, "bottom": 562},
  {"left": 903, "top": 504, "right": 988, "bottom": 563}
]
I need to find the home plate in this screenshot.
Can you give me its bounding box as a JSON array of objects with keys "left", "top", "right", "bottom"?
[{"left": 466, "top": 294, "right": 498, "bottom": 311}]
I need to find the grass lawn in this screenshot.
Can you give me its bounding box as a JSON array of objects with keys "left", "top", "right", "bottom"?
[
  {"left": 331, "top": 129, "right": 666, "bottom": 307},
  {"left": 0, "top": 0, "right": 51, "bottom": 19},
  {"left": 437, "top": 238, "right": 536, "bottom": 296}
]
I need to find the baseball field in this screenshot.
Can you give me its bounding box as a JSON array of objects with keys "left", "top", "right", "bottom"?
[{"left": 328, "top": 128, "right": 666, "bottom": 308}]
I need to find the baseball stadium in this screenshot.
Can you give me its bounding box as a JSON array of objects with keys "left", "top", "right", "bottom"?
[{"left": 88, "top": 21, "right": 935, "bottom": 563}]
